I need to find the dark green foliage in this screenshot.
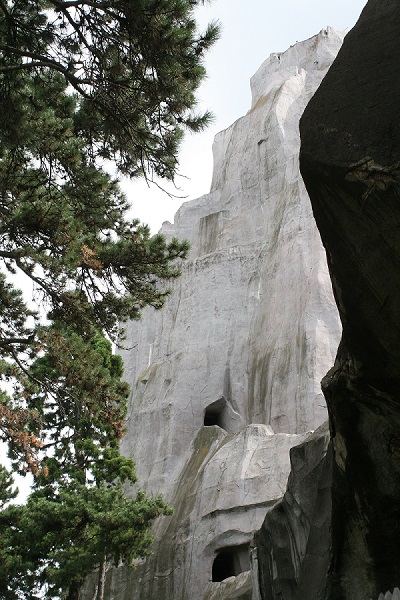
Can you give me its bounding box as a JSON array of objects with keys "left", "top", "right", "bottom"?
[
  {"left": 1, "top": 327, "right": 173, "bottom": 599},
  {"left": 0, "top": 464, "right": 17, "bottom": 508},
  {"left": 0, "top": 0, "right": 219, "bottom": 461},
  {"left": 0, "top": 463, "right": 171, "bottom": 599},
  {"left": 0, "top": 0, "right": 219, "bottom": 347},
  {"left": 0, "top": 0, "right": 218, "bottom": 597},
  {"left": 0, "top": 0, "right": 219, "bottom": 179},
  {"left": 0, "top": 68, "right": 191, "bottom": 343}
]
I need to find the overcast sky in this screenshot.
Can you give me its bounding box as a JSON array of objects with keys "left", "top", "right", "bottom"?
[{"left": 125, "top": 0, "right": 367, "bottom": 232}]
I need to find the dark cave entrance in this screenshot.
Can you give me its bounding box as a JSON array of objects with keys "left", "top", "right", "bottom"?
[
  {"left": 211, "top": 544, "right": 250, "bottom": 582},
  {"left": 204, "top": 407, "right": 222, "bottom": 427},
  {"left": 212, "top": 550, "right": 235, "bottom": 582},
  {"left": 204, "top": 398, "right": 226, "bottom": 428}
]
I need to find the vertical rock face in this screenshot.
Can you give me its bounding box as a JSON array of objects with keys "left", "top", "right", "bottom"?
[
  {"left": 300, "top": 2, "right": 400, "bottom": 599},
  {"left": 256, "top": 421, "right": 333, "bottom": 600},
  {"left": 121, "top": 28, "right": 342, "bottom": 502},
  {"left": 87, "top": 30, "right": 343, "bottom": 600}
]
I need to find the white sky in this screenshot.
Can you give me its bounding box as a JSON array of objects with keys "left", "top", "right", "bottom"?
[{"left": 123, "top": 0, "right": 367, "bottom": 232}]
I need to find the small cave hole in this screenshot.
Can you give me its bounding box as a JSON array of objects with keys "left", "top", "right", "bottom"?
[
  {"left": 211, "top": 544, "right": 250, "bottom": 582},
  {"left": 204, "top": 398, "right": 226, "bottom": 428},
  {"left": 204, "top": 409, "right": 222, "bottom": 427},
  {"left": 212, "top": 550, "right": 235, "bottom": 582}
]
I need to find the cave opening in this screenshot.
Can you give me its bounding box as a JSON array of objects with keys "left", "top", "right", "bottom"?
[
  {"left": 212, "top": 550, "right": 235, "bottom": 582},
  {"left": 211, "top": 544, "right": 250, "bottom": 582},
  {"left": 204, "top": 398, "right": 226, "bottom": 428},
  {"left": 204, "top": 408, "right": 222, "bottom": 427}
]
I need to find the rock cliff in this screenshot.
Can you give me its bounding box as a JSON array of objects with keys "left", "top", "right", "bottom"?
[
  {"left": 84, "top": 29, "right": 344, "bottom": 600},
  {"left": 300, "top": 1, "right": 400, "bottom": 598}
]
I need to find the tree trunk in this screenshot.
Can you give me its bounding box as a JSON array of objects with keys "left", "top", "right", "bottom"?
[
  {"left": 67, "top": 582, "right": 82, "bottom": 600},
  {"left": 96, "top": 555, "right": 107, "bottom": 600}
]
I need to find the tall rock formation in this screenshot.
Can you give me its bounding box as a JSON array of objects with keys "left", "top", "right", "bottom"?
[
  {"left": 256, "top": 421, "right": 333, "bottom": 600},
  {"left": 84, "top": 29, "right": 343, "bottom": 600},
  {"left": 300, "top": 1, "right": 400, "bottom": 598}
]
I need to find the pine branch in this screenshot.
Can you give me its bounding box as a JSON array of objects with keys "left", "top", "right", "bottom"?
[
  {"left": 0, "top": 45, "right": 91, "bottom": 94},
  {"left": 0, "top": 337, "right": 33, "bottom": 348}
]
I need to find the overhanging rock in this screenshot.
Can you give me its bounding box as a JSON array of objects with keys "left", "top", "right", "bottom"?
[{"left": 300, "top": 1, "right": 400, "bottom": 597}]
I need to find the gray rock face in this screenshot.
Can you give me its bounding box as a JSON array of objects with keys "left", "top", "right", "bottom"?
[
  {"left": 300, "top": 1, "right": 400, "bottom": 597},
  {"left": 120, "top": 26, "right": 342, "bottom": 503},
  {"left": 256, "top": 422, "right": 333, "bottom": 600},
  {"left": 203, "top": 571, "right": 253, "bottom": 600},
  {"left": 373, "top": 591, "right": 400, "bottom": 600},
  {"left": 101, "top": 426, "right": 309, "bottom": 600},
  {"left": 90, "top": 29, "right": 343, "bottom": 600}
]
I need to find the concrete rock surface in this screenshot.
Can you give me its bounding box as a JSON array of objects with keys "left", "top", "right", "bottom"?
[
  {"left": 84, "top": 29, "right": 344, "bottom": 600},
  {"left": 120, "top": 25, "right": 342, "bottom": 506},
  {"left": 256, "top": 422, "right": 333, "bottom": 600},
  {"left": 203, "top": 571, "right": 253, "bottom": 600},
  {"left": 300, "top": 1, "right": 400, "bottom": 598}
]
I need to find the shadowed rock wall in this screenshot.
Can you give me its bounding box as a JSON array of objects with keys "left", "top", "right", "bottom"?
[
  {"left": 256, "top": 422, "right": 333, "bottom": 600},
  {"left": 300, "top": 1, "right": 400, "bottom": 598}
]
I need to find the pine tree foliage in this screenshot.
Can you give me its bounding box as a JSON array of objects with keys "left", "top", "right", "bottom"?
[
  {"left": 0, "top": 0, "right": 219, "bottom": 597},
  {"left": 0, "top": 0, "right": 219, "bottom": 467},
  {"left": 0, "top": 69, "right": 191, "bottom": 347},
  {"left": 0, "top": 0, "right": 219, "bottom": 178},
  {"left": 1, "top": 483, "right": 170, "bottom": 599},
  {"left": 0, "top": 330, "right": 172, "bottom": 599},
  {"left": 0, "top": 463, "right": 17, "bottom": 508}
]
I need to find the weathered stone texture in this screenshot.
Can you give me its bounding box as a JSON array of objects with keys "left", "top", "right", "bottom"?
[
  {"left": 300, "top": 1, "right": 400, "bottom": 598},
  {"left": 204, "top": 571, "right": 253, "bottom": 600},
  {"left": 256, "top": 422, "right": 332, "bottom": 600},
  {"left": 87, "top": 29, "right": 344, "bottom": 600},
  {"left": 120, "top": 27, "right": 342, "bottom": 505}
]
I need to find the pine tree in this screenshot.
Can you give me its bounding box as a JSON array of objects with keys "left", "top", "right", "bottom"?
[
  {"left": 0, "top": 0, "right": 219, "bottom": 178},
  {"left": 0, "top": 0, "right": 219, "bottom": 468},
  {"left": 0, "top": 1, "right": 219, "bottom": 597},
  {"left": 1, "top": 330, "right": 172, "bottom": 599}
]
